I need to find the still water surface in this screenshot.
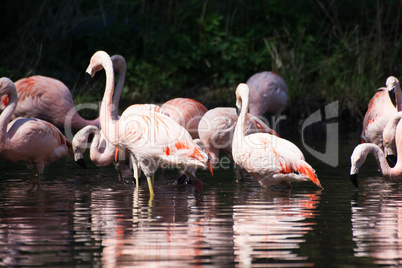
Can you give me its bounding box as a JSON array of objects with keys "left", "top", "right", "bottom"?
[{"left": 0, "top": 135, "right": 401, "bottom": 267}]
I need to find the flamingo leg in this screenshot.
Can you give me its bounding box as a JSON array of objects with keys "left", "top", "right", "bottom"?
[
  {"left": 134, "top": 167, "right": 140, "bottom": 186},
  {"left": 130, "top": 155, "right": 141, "bottom": 186},
  {"left": 36, "top": 173, "right": 41, "bottom": 185},
  {"left": 147, "top": 175, "right": 155, "bottom": 196},
  {"left": 237, "top": 165, "right": 246, "bottom": 181},
  {"left": 30, "top": 169, "right": 37, "bottom": 184}
]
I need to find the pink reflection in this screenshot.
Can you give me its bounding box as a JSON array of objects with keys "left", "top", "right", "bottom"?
[
  {"left": 95, "top": 185, "right": 234, "bottom": 267},
  {"left": 233, "top": 189, "right": 320, "bottom": 267},
  {"left": 351, "top": 178, "right": 402, "bottom": 266}
]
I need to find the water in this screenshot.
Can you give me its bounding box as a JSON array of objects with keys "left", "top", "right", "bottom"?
[{"left": 0, "top": 134, "right": 401, "bottom": 267}]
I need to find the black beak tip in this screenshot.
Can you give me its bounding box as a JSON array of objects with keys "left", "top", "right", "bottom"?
[
  {"left": 85, "top": 72, "right": 93, "bottom": 89},
  {"left": 350, "top": 173, "right": 359, "bottom": 188},
  {"left": 389, "top": 89, "right": 397, "bottom": 107},
  {"left": 386, "top": 155, "right": 397, "bottom": 167},
  {"left": 76, "top": 158, "right": 87, "bottom": 169}
]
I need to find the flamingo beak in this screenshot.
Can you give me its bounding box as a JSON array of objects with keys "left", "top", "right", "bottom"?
[
  {"left": 75, "top": 158, "right": 87, "bottom": 169},
  {"left": 114, "top": 147, "right": 119, "bottom": 162},
  {"left": 386, "top": 155, "right": 397, "bottom": 167},
  {"left": 389, "top": 89, "right": 396, "bottom": 107},
  {"left": 207, "top": 159, "right": 214, "bottom": 176},
  {"left": 85, "top": 72, "right": 93, "bottom": 89},
  {"left": 350, "top": 173, "right": 358, "bottom": 188},
  {"left": 236, "top": 107, "right": 241, "bottom": 116}
]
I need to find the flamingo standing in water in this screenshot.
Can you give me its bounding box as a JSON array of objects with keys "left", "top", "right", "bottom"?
[
  {"left": 246, "top": 71, "right": 288, "bottom": 117},
  {"left": 350, "top": 117, "right": 402, "bottom": 187},
  {"left": 361, "top": 76, "right": 402, "bottom": 151},
  {"left": 72, "top": 54, "right": 136, "bottom": 181},
  {"left": 73, "top": 103, "right": 162, "bottom": 183},
  {"left": 160, "top": 98, "right": 207, "bottom": 139},
  {"left": 0, "top": 77, "right": 74, "bottom": 184},
  {"left": 198, "top": 107, "right": 278, "bottom": 170},
  {"left": 232, "top": 83, "right": 322, "bottom": 189},
  {"left": 85, "top": 51, "right": 209, "bottom": 195}
]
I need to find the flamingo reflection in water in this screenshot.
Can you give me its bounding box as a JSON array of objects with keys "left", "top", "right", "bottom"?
[
  {"left": 96, "top": 184, "right": 234, "bottom": 267},
  {"left": 233, "top": 188, "right": 321, "bottom": 266},
  {"left": 92, "top": 174, "right": 321, "bottom": 267},
  {"left": 351, "top": 178, "right": 402, "bottom": 266}
]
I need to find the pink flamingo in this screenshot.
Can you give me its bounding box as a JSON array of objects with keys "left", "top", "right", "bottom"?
[
  {"left": 350, "top": 116, "right": 402, "bottom": 187},
  {"left": 0, "top": 75, "right": 99, "bottom": 131},
  {"left": 198, "top": 107, "right": 279, "bottom": 170},
  {"left": 246, "top": 71, "right": 288, "bottom": 117},
  {"left": 0, "top": 77, "right": 74, "bottom": 184},
  {"left": 160, "top": 98, "right": 207, "bottom": 139},
  {"left": 73, "top": 54, "right": 158, "bottom": 182},
  {"left": 361, "top": 76, "right": 401, "bottom": 150},
  {"left": 85, "top": 50, "right": 209, "bottom": 195},
  {"left": 232, "top": 83, "right": 322, "bottom": 189},
  {"left": 0, "top": 54, "right": 127, "bottom": 132}
]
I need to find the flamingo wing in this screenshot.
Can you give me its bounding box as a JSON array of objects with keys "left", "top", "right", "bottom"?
[
  {"left": 160, "top": 98, "right": 207, "bottom": 139},
  {"left": 13, "top": 76, "right": 74, "bottom": 126},
  {"left": 361, "top": 90, "right": 396, "bottom": 147},
  {"left": 120, "top": 110, "right": 207, "bottom": 168}
]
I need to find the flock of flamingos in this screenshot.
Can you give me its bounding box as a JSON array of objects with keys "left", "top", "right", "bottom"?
[{"left": 0, "top": 50, "right": 400, "bottom": 194}]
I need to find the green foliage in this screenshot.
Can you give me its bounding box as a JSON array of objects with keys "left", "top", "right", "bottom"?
[{"left": 1, "top": 0, "right": 402, "bottom": 117}]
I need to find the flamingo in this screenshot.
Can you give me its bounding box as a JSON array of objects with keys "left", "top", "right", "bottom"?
[
  {"left": 246, "top": 71, "right": 288, "bottom": 117},
  {"left": 0, "top": 54, "right": 127, "bottom": 132},
  {"left": 360, "top": 76, "right": 401, "bottom": 150},
  {"left": 86, "top": 53, "right": 172, "bottom": 185},
  {"left": 73, "top": 54, "right": 158, "bottom": 182},
  {"left": 160, "top": 98, "right": 207, "bottom": 139},
  {"left": 232, "top": 83, "right": 322, "bottom": 189},
  {"left": 198, "top": 107, "right": 279, "bottom": 170},
  {"left": 350, "top": 117, "right": 402, "bottom": 187},
  {"left": 0, "top": 75, "right": 99, "bottom": 131},
  {"left": 0, "top": 77, "right": 74, "bottom": 184},
  {"left": 85, "top": 50, "right": 209, "bottom": 195}
]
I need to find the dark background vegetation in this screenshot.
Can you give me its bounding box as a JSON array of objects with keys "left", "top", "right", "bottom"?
[{"left": 1, "top": 0, "right": 401, "bottom": 130}]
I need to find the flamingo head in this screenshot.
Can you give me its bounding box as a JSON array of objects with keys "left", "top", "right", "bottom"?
[
  {"left": 85, "top": 51, "right": 112, "bottom": 88},
  {"left": 0, "top": 77, "right": 16, "bottom": 97},
  {"left": 71, "top": 133, "right": 89, "bottom": 169},
  {"left": 111, "top": 55, "right": 126, "bottom": 74},
  {"left": 350, "top": 144, "right": 370, "bottom": 188},
  {"left": 386, "top": 76, "right": 400, "bottom": 107},
  {"left": 235, "top": 83, "right": 249, "bottom": 115}
]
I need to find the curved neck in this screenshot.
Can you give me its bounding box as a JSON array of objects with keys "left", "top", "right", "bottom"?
[
  {"left": 384, "top": 112, "right": 402, "bottom": 141},
  {"left": 233, "top": 94, "right": 249, "bottom": 147},
  {"left": 0, "top": 85, "right": 18, "bottom": 143},
  {"left": 367, "top": 145, "right": 392, "bottom": 176},
  {"left": 99, "top": 57, "right": 119, "bottom": 145},
  {"left": 70, "top": 114, "right": 100, "bottom": 131},
  {"left": 396, "top": 82, "right": 402, "bottom": 111},
  {"left": 112, "top": 64, "right": 126, "bottom": 117},
  {"left": 366, "top": 144, "right": 402, "bottom": 178},
  {"left": 89, "top": 128, "right": 102, "bottom": 159}
]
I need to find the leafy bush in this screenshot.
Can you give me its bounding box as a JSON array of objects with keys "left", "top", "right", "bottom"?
[{"left": 1, "top": 0, "right": 401, "bottom": 119}]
